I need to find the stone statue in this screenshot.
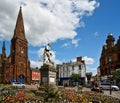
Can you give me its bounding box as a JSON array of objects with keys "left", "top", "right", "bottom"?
[{"left": 43, "top": 43, "right": 54, "bottom": 65}]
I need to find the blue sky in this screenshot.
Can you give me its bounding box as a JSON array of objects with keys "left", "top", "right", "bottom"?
[{"left": 0, "top": 0, "right": 120, "bottom": 75}]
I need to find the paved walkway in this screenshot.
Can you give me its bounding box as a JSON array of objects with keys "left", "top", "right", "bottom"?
[
  {"left": 103, "top": 90, "right": 120, "bottom": 99},
  {"left": 82, "top": 87, "right": 120, "bottom": 99},
  {"left": 26, "top": 84, "right": 39, "bottom": 90},
  {"left": 65, "top": 87, "right": 120, "bottom": 99}
]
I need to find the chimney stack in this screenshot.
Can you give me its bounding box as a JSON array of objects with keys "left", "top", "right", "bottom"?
[{"left": 77, "top": 56, "right": 82, "bottom": 62}]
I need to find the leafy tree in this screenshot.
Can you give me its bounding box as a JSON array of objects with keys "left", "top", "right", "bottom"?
[
  {"left": 112, "top": 70, "right": 120, "bottom": 86},
  {"left": 71, "top": 73, "right": 81, "bottom": 85},
  {"left": 111, "top": 70, "right": 120, "bottom": 85}
]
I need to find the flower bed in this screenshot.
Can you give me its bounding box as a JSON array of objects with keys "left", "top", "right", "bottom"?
[
  {"left": 0, "top": 86, "right": 44, "bottom": 103},
  {"left": 0, "top": 85, "right": 120, "bottom": 103},
  {"left": 59, "top": 88, "right": 120, "bottom": 103}
]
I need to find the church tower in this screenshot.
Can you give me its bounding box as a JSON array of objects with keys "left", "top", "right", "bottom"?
[
  {"left": 10, "top": 7, "right": 31, "bottom": 83},
  {"left": 106, "top": 33, "right": 115, "bottom": 49},
  {"left": 2, "top": 41, "right": 6, "bottom": 58}
]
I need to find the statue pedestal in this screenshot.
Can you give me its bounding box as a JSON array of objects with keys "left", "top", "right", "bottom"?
[{"left": 40, "top": 64, "right": 57, "bottom": 86}]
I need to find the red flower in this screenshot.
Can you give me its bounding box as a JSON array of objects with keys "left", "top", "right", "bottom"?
[{"left": 6, "top": 97, "right": 13, "bottom": 101}]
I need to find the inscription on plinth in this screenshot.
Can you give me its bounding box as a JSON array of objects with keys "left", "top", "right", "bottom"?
[{"left": 40, "top": 64, "right": 57, "bottom": 86}]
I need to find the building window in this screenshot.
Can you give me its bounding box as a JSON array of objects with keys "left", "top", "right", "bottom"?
[
  {"left": 79, "top": 65, "right": 81, "bottom": 70},
  {"left": 66, "top": 67, "right": 67, "bottom": 71},
  {"left": 64, "top": 67, "right": 66, "bottom": 71},
  {"left": 63, "top": 73, "right": 64, "bottom": 77},
  {"left": 59, "top": 73, "right": 61, "bottom": 77},
  {"left": 59, "top": 68, "right": 61, "bottom": 72},
  {"left": 62, "top": 67, "right": 64, "bottom": 71},
  {"left": 72, "top": 66, "right": 74, "bottom": 71}
]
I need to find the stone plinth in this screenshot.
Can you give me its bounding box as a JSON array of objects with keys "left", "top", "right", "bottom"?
[{"left": 40, "top": 64, "right": 57, "bottom": 86}]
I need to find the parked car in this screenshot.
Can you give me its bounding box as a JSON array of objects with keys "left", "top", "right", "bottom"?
[
  {"left": 100, "top": 83, "right": 119, "bottom": 91},
  {"left": 116, "top": 82, "right": 120, "bottom": 88},
  {"left": 12, "top": 82, "right": 26, "bottom": 88}
]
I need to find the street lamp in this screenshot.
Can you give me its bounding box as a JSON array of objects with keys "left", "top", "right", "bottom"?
[{"left": 109, "top": 56, "right": 112, "bottom": 95}]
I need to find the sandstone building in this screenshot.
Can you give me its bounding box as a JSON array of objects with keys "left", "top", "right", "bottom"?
[
  {"left": 0, "top": 7, "right": 31, "bottom": 84},
  {"left": 100, "top": 33, "right": 120, "bottom": 79}
]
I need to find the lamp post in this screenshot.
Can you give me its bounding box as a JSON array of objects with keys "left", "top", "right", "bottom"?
[{"left": 109, "top": 56, "right": 112, "bottom": 95}]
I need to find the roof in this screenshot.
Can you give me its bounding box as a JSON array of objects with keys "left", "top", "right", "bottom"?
[
  {"left": 31, "top": 68, "right": 40, "bottom": 72},
  {"left": 12, "top": 7, "right": 27, "bottom": 41},
  {"left": 57, "top": 61, "right": 84, "bottom": 67}
]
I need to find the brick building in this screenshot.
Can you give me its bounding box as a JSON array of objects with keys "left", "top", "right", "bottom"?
[
  {"left": 0, "top": 7, "right": 31, "bottom": 84},
  {"left": 100, "top": 33, "right": 120, "bottom": 79},
  {"left": 31, "top": 68, "right": 41, "bottom": 84}
]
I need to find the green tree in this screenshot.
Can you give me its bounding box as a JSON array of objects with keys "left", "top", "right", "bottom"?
[
  {"left": 111, "top": 70, "right": 120, "bottom": 85},
  {"left": 112, "top": 70, "right": 120, "bottom": 81},
  {"left": 71, "top": 73, "right": 81, "bottom": 85}
]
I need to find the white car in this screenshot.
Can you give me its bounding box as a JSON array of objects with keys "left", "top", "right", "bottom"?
[
  {"left": 100, "top": 83, "right": 119, "bottom": 91},
  {"left": 12, "top": 82, "right": 26, "bottom": 88}
]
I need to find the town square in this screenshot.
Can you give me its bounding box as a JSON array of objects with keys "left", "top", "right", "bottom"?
[{"left": 0, "top": 0, "right": 120, "bottom": 103}]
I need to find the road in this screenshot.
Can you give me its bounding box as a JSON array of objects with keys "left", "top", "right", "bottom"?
[
  {"left": 82, "top": 87, "right": 120, "bottom": 99},
  {"left": 103, "top": 90, "right": 120, "bottom": 99}
]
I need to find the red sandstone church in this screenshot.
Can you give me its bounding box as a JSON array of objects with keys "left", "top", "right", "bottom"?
[{"left": 0, "top": 7, "right": 31, "bottom": 84}]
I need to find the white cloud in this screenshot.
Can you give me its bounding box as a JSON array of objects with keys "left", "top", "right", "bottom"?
[
  {"left": 87, "top": 67, "right": 97, "bottom": 75},
  {"left": 38, "top": 47, "right": 45, "bottom": 62},
  {"left": 0, "top": 33, "right": 5, "bottom": 40},
  {"left": 71, "top": 56, "right": 95, "bottom": 65},
  {"left": 94, "top": 32, "right": 99, "bottom": 37},
  {"left": 61, "top": 38, "right": 80, "bottom": 48},
  {"left": 82, "top": 56, "right": 97, "bottom": 75},
  {"left": 62, "top": 43, "right": 70, "bottom": 48},
  {"left": 83, "top": 56, "right": 95, "bottom": 65},
  {"left": 30, "top": 60, "right": 42, "bottom": 68},
  {"left": 0, "top": 0, "right": 99, "bottom": 46},
  {"left": 71, "top": 58, "right": 76, "bottom": 62},
  {"left": 72, "top": 38, "right": 80, "bottom": 47}
]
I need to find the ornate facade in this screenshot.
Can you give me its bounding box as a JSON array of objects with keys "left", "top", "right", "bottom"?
[
  {"left": 0, "top": 7, "right": 31, "bottom": 84},
  {"left": 100, "top": 33, "right": 120, "bottom": 78}
]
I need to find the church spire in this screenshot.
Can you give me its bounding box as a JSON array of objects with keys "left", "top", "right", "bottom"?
[
  {"left": 12, "top": 7, "right": 26, "bottom": 41},
  {"left": 2, "top": 41, "right": 6, "bottom": 58}
]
